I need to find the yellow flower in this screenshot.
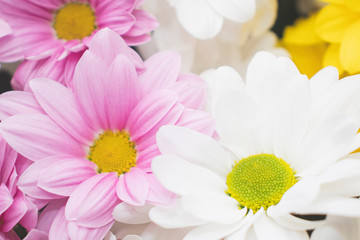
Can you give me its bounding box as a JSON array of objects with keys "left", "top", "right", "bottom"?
[
  {"left": 282, "top": 13, "right": 327, "bottom": 77},
  {"left": 282, "top": 11, "right": 351, "bottom": 78},
  {"left": 316, "top": 0, "right": 360, "bottom": 74}
]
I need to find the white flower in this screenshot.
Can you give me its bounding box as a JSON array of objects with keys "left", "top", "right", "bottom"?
[
  {"left": 149, "top": 52, "right": 360, "bottom": 240},
  {"left": 139, "top": 0, "right": 284, "bottom": 75},
  {"left": 110, "top": 203, "right": 192, "bottom": 240},
  {"left": 166, "top": 0, "right": 256, "bottom": 40}
]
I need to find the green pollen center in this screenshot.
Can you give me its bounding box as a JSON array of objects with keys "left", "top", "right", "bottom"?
[{"left": 226, "top": 153, "right": 297, "bottom": 213}]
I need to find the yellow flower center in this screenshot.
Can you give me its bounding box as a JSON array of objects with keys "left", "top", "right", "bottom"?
[
  {"left": 226, "top": 153, "right": 297, "bottom": 213},
  {"left": 87, "top": 130, "right": 137, "bottom": 175},
  {"left": 53, "top": 2, "right": 96, "bottom": 40}
]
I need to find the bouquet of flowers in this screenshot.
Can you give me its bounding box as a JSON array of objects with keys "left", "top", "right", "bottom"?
[{"left": 0, "top": 0, "right": 360, "bottom": 239}]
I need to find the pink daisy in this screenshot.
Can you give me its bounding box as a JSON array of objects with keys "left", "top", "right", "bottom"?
[
  {"left": 0, "top": 28, "right": 214, "bottom": 239},
  {"left": 0, "top": 0, "right": 157, "bottom": 90},
  {"left": 0, "top": 136, "right": 37, "bottom": 239}
]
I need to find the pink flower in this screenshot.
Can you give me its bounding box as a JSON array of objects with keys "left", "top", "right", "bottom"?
[
  {"left": 0, "top": 28, "right": 214, "bottom": 239},
  {"left": 0, "top": 136, "right": 38, "bottom": 237},
  {"left": 0, "top": 0, "right": 158, "bottom": 90}
]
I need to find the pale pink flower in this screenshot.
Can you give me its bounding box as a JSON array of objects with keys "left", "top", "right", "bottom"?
[
  {"left": 0, "top": 28, "right": 214, "bottom": 239},
  {"left": 0, "top": 0, "right": 158, "bottom": 90},
  {"left": 0, "top": 136, "right": 37, "bottom": 238}
]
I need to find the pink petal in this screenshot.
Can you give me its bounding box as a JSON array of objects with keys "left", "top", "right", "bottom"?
[
  {"left": 14, "top": 154, "right": 32, "bottom": 177},
  {"left": 94, "top": 0, "right": 135, "bottom": 14},
  {"left": 116, "top": 167, "right": 149, "bottom": 206},
  {"left": 17, "top": 157, "right": 66, "bottom": 200},
  {"left": 64, "top": 40, "right": 86, "bottom": 53},
  {"left": 64, "top": 51, "right": 83, "bottom": 88},
  {"left": 139, "top": 51, "right": 181, "bottom": 94},
  {"left": 0, "top": 113, "right": 85, "bottom": 161},
  {"left": 105, "top": 54, "right": 139, "bottom": 130},
  {"left": 37, "top": 198, "right": 67, "bottom": 233},
  {"left": 19, "top": 196, "right": 38, "bottom": 231},
  {"left": 147, "top": 174, "right": 176, "bottom": 206},
  {"left": 0, "top": 137, "right": 17, "bottom": 184},
  {"left": 49, "top": 203, "right": 71, "bottom": 240},
  {"left": 23, "top": 230, "right": 48, "bottom": 240},
  {"left": 126, "top": 90, "right": 179, "bottom": 141},
  {"left": 0, "top": 230, "right": 20, "bottom": 240},
  {"left": 89, "top": 28, "right": 145, "bottom": 72},
  {"left": 73, "top": 51, "right": 109, "bottom": 131},
  {"left": 122, "top": 10, "right": 159, "bottom": 46},
  {"left": 135, "top": 145, "right": 160, "bottom": 172},
  {"left": 67, "top": 221, "right": 113, "bottom": 240},
  {"left": 0, "top": 191, "right": 27, "bottom": 232},
  {"left": 97, "top": 12, "right": 135, "bottom": 35},
  {"left": 0, "top": 19, "right": 12, "bottom": 38},
  {"left": 175, "top": 109, "right": 215, "bottom": 136},
  {"left": 65, "top": 173, "right": 120, "bottom": 228},
  {"left": 30, "top": 78, "right": 95, "bottom": 144},
  {"left": 26, "top": 0, "right": 62, "bottom": 10},
  {"left": 0, "top": 91, "right": 43, "bottom": 119},
  {"left": 0, "top": 184, "right": 13, "bottom": 215},
  {"left": 134, "top": 101, "right": 184, "bottom": 152},
  {"left": 38, "top": 158, "right": 96, "bottom": 196},
  {"left": 169, "top": 74, "right": 207, "bottom": 110},
  {"left": 25, "top": 39, "right": 63, "bottom": 60}
]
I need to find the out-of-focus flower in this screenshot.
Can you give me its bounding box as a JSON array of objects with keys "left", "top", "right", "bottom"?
[
  {"left": 316, "top": 0, "right": 360, "bottom": 74},
  {"left": 150, "top": 52, "right": 360, "bottom": 240},
  {"left": 311, "top": 215, "right": 360, "bottom": 240},
  {"left": 165, "top": 0, "right": 256, "bottom": 40},
  {"left": 0, "top": 28, "right": 214, "bottom": 239},
  {"left": 139, "top": 0, "right": 284, "bottom": 76},
  {"left": 282, "top": 11, "right": 352, "bottom": 78},
  {"left": 0, "top": 136, "right": 37, "bottom": 239},
  {"left": 0, "top": 0, "right": 158, "bottom": 90}
]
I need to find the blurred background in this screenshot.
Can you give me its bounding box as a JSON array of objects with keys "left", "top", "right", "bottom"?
[{"left": 0, "top": 0, "right": 305, "bottom": 93}]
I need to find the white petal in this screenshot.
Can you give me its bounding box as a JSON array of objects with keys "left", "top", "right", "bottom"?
[
  {"left": 298, "top": 194, "right": 360, "bottom": 217},
  {"left": 152, "top": 155, "right": 227, "bottom": 196},
  {"left": 149, "top": 205, "right": 206, "bottom": 228},
  {"left": 157, "top": 126, "right": 232, "bottom": 180},
  {"left": 180, "top": 192, "right": 246, "bottom": 224},
  {"left": 174, "top": 0, "right": 223, "bottom": 39},
  {"left": 253, "top": 215, "right": 309, "bottom": 240},
  {"left": 202, "top": 66, "right": 245, "bottom": 114},
  {"left": 207, "top": 0, "right": 255, "bottom": 23},
  {"left": 113, "top": 203, "right": 150, "bottom": 224},
  {"left": 318, "top": 157, "right": 360, "bottom": 196},
  {"left": 309, "top": 66, "right": 339, "bottom": 100},
  {"left": 296, "top": 115, "right": 359, "bottom": 175},
  {"left": 272, "top": 213, "right": 325, "bottom": 231},
  {"left": 215, "top": 91, "right": 261, "bottom": 158},
  {"left": 268, "top": 177, "right": 320, "bottom": 217},
  {"left": 184, "top": 222, "right": 242, "bottom": 240}
]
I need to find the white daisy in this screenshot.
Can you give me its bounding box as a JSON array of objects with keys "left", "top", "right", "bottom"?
[{"left": 149, "top": 52, "right": 360, "bottom": 240}]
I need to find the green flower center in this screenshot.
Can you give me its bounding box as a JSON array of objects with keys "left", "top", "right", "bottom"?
[{"left": 226, "top": 153, "right": 297, "bottom": 213}]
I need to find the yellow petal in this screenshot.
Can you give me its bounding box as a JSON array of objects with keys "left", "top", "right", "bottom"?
[
  {"left": 283, "top": 12, "right": 323, "bottom": 45},
  {"left": 346, "top": 0, "right": 360, "bottom": 12},
  {"left": 340, "top": 20, "right": 360, "bottom": 74},
  {"left": 284, "top": 43, "right": 327, "bottom": 78},
  {"left": 321, "top": 0, "right": 344, "bottom": 3},
  {"left": 316, "top": 4, "right": 359, "bottom": 43},
  {"left": 322, "top": 43, "right": 345, "bottom": 75}
]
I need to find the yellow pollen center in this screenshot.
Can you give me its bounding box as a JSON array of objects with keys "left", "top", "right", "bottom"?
[
  {"left": 53, "top": 2, "right": 96, "bottom": 40},
  {"left": 87, "top": 130, "right": 137, "bottom": 175},
  {"left": 226, "top": 153, "right": 297, "bottom": 213}
]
